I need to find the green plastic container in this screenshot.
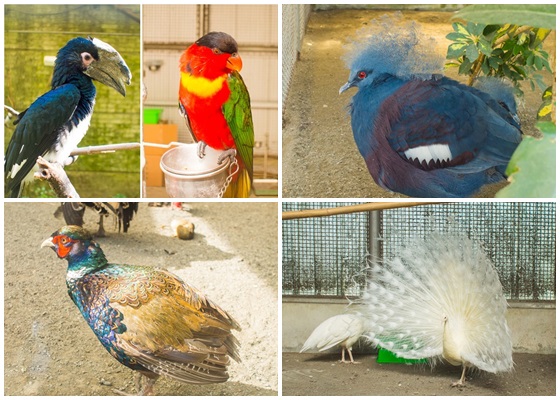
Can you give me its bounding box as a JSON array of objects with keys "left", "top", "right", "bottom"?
[
  {"left": 143, "top": 108, "right": 163, "bottom": 124},
  {"left": 377, "top": 347, "right": 427, "bottom": 364}
]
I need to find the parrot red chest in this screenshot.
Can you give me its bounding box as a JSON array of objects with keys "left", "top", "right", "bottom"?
[{"left": 179, "top": 72, "right": 236, "bottom": 150}]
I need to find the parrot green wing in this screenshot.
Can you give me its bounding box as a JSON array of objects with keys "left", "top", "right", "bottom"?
[{"left": 223, "top": 71, "right": 254, "bottom": 181}]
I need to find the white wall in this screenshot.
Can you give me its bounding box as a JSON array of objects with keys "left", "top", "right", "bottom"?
[{"left": 283, "top": 298, "right": 556, "bottom": 354}]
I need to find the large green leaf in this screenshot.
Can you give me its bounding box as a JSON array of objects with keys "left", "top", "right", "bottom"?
[
  {"left": 496, "top": 125, "right": 556, "bottom": 198},
  {"left": 453, "top": 4, "right": 556, "bottom": 29}
]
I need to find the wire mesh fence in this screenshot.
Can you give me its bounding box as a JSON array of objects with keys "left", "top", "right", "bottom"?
[
  {"left": 282, "top": 5, "right": 312, "bottom": 108},
  {"left": 282, "top": 202, "right": 556, "bottom": 301},
  {"left": 282, "top": 202, "right": 369, "bottom": 297}
]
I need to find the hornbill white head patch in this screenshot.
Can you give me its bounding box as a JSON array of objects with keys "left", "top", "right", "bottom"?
[{"left": 82, "top": 37, "right": 132, "bottom": 96}]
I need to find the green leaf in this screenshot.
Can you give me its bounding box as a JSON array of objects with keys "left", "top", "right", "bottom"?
[
  {"left": 537, "top": 102, "right": 552, "bottom": 120},
  {"left": 536, "top": 121, "right": 556, "bottom": 135},
  {"left": 476, "top": 38, "right": 493, "bottom": 56},
  {"left": 482, "top": 24, "right": 501, "bottom": 37},
  {"left": 481, "top": 59, "right": 490, "bottom": 74},
  {"left": 458, "top": 59, "right": 473, "bottom": 75},
  {"left": 446, "top": 42, "right": 468, "bottom": 59},
  {"left": 471, "top": 23, "right": 486, "bottom": 36},
  {"left": 465, "top": 43, "right": 480, "bottom": 62},
  {"left": 446, "top": 32, "right": 469, "bottom": 42},
  {"left": 496, "top": 130, "right": 556, "bottom": 198},
  {"left": 453, "top": 4, "right": 556, "bottom": 29},
  {"left": 541, "top": 85, "right": 553, "bottom": 100},
  {"left": 534, "top": 55, "right": 543, "bottom": 69},
  {"left": 488, "top": 56, "right": 501, "bottom": 69},
  {"left": 531, "top": 28, "right": 551, "bottom": 48},
  {"left": 452, "top": 21, "right": 469, "bottom": 35}
]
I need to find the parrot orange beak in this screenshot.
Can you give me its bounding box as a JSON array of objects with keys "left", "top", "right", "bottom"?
[{"left": 227, "top": 53, "right": 243, "bottom": 72}]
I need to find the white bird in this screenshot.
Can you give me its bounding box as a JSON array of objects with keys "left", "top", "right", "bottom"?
[
  {"left": 300, "top": 313, "right": 366, "bottom": 363},
  {"left": 360, "top": 234, "right": 513, "bottom": 386}
]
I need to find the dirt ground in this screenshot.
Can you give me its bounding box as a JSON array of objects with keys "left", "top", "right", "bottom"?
[
  {"left": 282, "top": 9, "right": 555, "bottom": 198},
  {"left": 283, "top": 351, "right": 555, "bottom": 396},
  {"left": 4, "top": 202, "right": 278, "bottom": 396}
]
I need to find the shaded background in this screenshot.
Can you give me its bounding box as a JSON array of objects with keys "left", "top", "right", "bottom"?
[{"left": 4, "top": 5, "right": 141, "bottom": 197}]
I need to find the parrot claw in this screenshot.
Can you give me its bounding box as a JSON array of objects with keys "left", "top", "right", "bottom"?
[
  {"left": 218, "top": 149, "right": 237, "bottom": 165},
  {"left": 197, "top": 141, "right": 207, "bottom": 158}
]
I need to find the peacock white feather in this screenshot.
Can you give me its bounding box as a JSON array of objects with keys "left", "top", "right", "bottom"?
[
  {"left": 300, "top": 313, "right": 367, "bottom": 363},
  {"left": 360, "top": 234, "right": 513, "bottom": 385}
]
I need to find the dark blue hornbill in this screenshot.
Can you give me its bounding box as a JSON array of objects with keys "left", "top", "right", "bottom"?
[{"left": 4, "top": 36, "right": 132, "bottom": 198}]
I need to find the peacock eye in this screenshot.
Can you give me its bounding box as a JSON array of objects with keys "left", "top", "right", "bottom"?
[{"left": 358, "top": 71, "right": 367, "bottom": 79}]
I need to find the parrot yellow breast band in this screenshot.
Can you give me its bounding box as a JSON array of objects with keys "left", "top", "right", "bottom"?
[{"left": 181, "top": 72, "right": 226, "bottom": 98}]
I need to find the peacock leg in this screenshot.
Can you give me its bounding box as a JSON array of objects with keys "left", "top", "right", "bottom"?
[
  {"left": 340, "top": 347, "right": 346, "bottom": 362},
  {"left": 347, "top": 347, "right": 360, "bottom": 364},
  {"left": 451, "top": 365, "right": 467, "bottom": 387}
]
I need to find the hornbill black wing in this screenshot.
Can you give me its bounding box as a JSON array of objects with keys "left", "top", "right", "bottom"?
[{"left": 4, "top": 84, "right": 81, "bottom": 197}]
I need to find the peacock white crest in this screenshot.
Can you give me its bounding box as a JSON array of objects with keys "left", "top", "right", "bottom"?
[{"left": 359, "top": 234, "right": 513, "bottom": 384}]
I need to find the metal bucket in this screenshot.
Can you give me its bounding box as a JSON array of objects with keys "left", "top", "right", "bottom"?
[{"left": 160, "top": 144, "right": 230, "bottom": 198}]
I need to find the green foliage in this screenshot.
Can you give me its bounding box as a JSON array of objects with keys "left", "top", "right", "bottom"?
[
  {"left": 448, "top": 4, "right": 556, "bottom": 198},
  {"left": 496, "top": 123, "right": 556, "bottom": 198},
  {"left": 453, "top": 4, "right": 556, "bottom": 30},
  {"left": 445, "top": 22, "right": 551, "bottom": 96}
]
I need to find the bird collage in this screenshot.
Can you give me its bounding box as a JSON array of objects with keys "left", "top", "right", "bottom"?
[{"left": 1, "top": 2, "right": 557, "bottom": 398}]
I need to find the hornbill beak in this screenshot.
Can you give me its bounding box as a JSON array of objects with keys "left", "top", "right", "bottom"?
[
  {"left": 226, "top": 53, "right": 243, "bottom": 72},
  {"left": 84, "top": 37, "right": 132, "bottom": 96}
]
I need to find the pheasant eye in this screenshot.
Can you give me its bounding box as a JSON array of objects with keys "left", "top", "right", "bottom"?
[{"left": 358, "top": 71, "right": 367, "bottom": 79}]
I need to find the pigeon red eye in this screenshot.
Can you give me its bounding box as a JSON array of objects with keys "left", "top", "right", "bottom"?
[{"left": 358, "top": 71, "right": 367, "bottom": 79}]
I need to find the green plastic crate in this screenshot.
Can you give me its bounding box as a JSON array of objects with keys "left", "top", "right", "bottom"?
[
  {"left": 143, "top": 108, "right": 163, "bottom": 124},
  {"left": 377, "top": 347, "right": 427, "bottom": 364}
]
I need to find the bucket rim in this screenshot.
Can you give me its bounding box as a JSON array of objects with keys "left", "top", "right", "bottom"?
[
  {"left": 160, "top": 145, "right": 229, "bottom": 176},
  {"left": 160, "top": 160, "right": 229, "bottom": 180}
]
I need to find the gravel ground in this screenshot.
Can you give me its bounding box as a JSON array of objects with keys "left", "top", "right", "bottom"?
[
  {"left": 282, "top": 9, "right": 555, "bottom": 198},
  {"left": 4, "top": 202, "right": 278, "bottom": 395},
  {"left": 283, "top": 351, "right": 555, "bottom": 396}
]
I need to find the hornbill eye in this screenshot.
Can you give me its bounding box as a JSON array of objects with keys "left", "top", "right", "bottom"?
[
  {"left": 81, "top": 52, "right": 94, "bottom": 66},
  {"left": 358, "top": 71, "right": 367, "bottom": 80}
]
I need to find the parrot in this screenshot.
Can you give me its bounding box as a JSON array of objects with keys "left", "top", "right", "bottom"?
[{"left": 179, "top": 31, "right": 254, "bottom": 198}]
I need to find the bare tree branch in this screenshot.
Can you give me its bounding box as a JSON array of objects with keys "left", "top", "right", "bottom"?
[{"left": 34, "top": 156, "right": 80, "bottom": 198}]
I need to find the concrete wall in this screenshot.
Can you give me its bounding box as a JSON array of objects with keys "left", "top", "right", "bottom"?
[{"left": 283, "top": 298, "right": 556, "bottom": 354}]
